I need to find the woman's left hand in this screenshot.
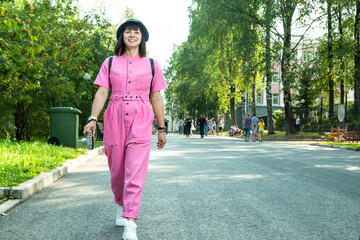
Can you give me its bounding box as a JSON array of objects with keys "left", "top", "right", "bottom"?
[{"left": 157, "top": 132, "right": 166, "bottom": 149}]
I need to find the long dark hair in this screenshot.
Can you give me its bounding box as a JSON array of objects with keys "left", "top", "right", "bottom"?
[{"left": 114, "top": 24, "right": 146, "bottom": 57}]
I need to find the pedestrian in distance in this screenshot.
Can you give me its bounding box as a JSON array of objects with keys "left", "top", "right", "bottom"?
[
  {"left": 205, "top": 117, "right": 209, "bottom": 136},
  {"left": 252, "top": 124, "right": 258, "bottom": 142},
  {"left": 295, "top": 115, "right": 301, "bottom": 131},
  {"left": 251, "top": 113, "right": 259, "bottom": 141},
  {"left": 208, "top": 119, "right": 213, "bottom": 135},
  {"left": 197, "top": 114, "right": 206, "bottom": 138},
  {"left": 212, "top": 120, "right": 217, "bottom": 135},
  {"left": 190, "top": 116, "right": 196, "bottom": 135},
  {"left": 258, "top": 118, "right": 265, "bottom": 142},
  {"left": 243, "top": 113, "right": 251, "bottom": 142},
  {"left": 251, "top": 113, "right": 259, "bottom": 131},
  {"left": 184, "top": 114, "right": 192, "bottom": 138},
  {"left": 178, "top": 117, "right": 184, "bottom": 135},
  {"left": 218, "top": 119, "right": 224, "bottom": 135},
  {"left": 83, "top": 18, "right": 167, "bottom": 240}
]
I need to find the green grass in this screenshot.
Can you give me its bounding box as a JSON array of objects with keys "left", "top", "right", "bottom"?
[
  {"left": 0, "top": 139, "right": 87, "bottom": 188},
  {"left": 319, "top": 142, "right": 360, "bottom": 148},
  {"left": 261, "top": 131, "right": 328, "bottom": 140}
]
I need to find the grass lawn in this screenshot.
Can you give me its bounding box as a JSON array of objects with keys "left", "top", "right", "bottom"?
[
  {"left": 261, "top": 131, "right": 328, "bottom": 140},
  {"left": 319, "top": 142, "right": 360, "bottom": 148},
  {"left": 225, "top": 130, "right": 328, "bottom": 140},
  {"left": 0, "top": 139, "right": 88, "bottom": 188}
]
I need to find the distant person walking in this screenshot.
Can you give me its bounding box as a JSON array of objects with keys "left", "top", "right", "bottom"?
[
  {"left": 190, "top": 116, "right": 195, "bottom": 135},
  {"left": 178, "top": 117, "right": 184, "bottom": 135},
  {"left": 258, "top": 118, "right": 265, "bottom": 142},
  {"left": 197, "top": 114, "right": 206, "bottom": 138},
  {"left": 208, "top": 119, "right": 213, "bottom": 135},
  {"left": 295, "top": 115, "right": 300, "bottom": 131},
  {"left": 184, "top": 115, "right": 192, "bottom": 138},
  {"left": 251, "top": 113, "right": 259, "bottom": 141},
  {"left": 218, "top": 119, "right": 224, "bottom": 135},
  {"left": 205, "top": 117, "right": 209, "bottom": 136},
  {"left": 243, "top": 113, "right": 251, "bottom": 142},
  {"left": 252, "top": 123, "right": 258, "bottom": 142},
  {"left": 212, "top": 120, "right": 217, "bottom": 135}
]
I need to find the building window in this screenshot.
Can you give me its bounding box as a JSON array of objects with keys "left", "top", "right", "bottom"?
[
  {"left": 272, "top": 72, "right": 279, "bottom": 83},
  {"left": 256, "top": 93, "right": 262, "bottom": 104},
  {"left": 272, "top": 94, "right": 279, "bottom": 105},
  {"left": 303, "top": 51, "right": 313, "bottom": 62}
]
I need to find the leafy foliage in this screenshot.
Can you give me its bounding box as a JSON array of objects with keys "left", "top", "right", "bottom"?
[{"left": 0, "top": 0, "right": 115, "bottom": 140}]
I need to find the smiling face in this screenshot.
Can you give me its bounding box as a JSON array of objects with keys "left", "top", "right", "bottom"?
[{"left": 123, "top": 26, "right": 142, "bottom": 49}]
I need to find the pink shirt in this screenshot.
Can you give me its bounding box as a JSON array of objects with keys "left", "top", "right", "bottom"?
[{"left": 94, "top": 53, "right": 167, "bottom": 145}]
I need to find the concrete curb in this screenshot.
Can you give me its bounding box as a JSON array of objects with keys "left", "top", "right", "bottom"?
[
  {"left": 310, "top": 143, "right": 360, "bottom": 152},
  {"left": 0, "top": 146, "right": 104, "bottom": 214}
]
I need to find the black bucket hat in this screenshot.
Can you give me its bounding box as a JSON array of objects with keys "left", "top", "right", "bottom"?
[{"left": 116, "top": 19, "right": 149, "bottom": 42}]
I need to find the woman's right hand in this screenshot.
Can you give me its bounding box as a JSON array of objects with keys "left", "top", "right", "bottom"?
[{"left": 83, "top": 120, "right": 97, "bottom": 137}]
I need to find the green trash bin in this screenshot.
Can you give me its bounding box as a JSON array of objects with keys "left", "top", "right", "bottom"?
[{"left": 46, "top": 107, "right": 82, "bottom": 148}]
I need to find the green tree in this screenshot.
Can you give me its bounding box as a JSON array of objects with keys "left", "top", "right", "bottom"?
[{"left": 0, "top": 0, "right": 114, "bottom": 140}]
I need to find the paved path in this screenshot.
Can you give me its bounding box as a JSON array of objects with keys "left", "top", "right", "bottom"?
[{"left": 1, "top": 134, "right": 359, "bottom": 240}]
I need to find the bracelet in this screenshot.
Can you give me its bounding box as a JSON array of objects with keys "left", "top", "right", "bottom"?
[
  {"left": 158, "top": 129, "right": 166, "bottom": 134},
  {"left": 157, "top": 127, "right": 166, "bottom": 130}
]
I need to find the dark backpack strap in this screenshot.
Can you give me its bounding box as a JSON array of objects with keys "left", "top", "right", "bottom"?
[
  {"left": 108, "top": 56, "right": 113, "bottom": 89},
  {"left": 108, "top": 56, "right": 113, "bottom": 76},
  {"left": 149, "top": 58, "right": 155, "bottom": 97}
]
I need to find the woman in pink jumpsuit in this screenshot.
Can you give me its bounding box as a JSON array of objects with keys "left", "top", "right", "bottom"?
[{"left": 83, "top": 19, "right": 167, "bottom": 240}]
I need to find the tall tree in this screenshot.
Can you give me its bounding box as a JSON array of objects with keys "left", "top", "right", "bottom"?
[
  {"left": 355, "top": 0, "right": 360, "bottom": 115},
  {"left": 327, "top": 0, "right": 335, "bottom": 121},
  {"left": 264, "top": 0, "right": 276, "bottom": 134},
  {"left": 279, "top": 0, "right": 298, "bottom": 134}
]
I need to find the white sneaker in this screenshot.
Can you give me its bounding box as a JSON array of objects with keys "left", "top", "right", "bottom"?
[
  {"left": 122, "top": 220, "right": 138, "bottom": 240},
  {"left": 116, "top": 205, "right": 127, "bottom": 227}
]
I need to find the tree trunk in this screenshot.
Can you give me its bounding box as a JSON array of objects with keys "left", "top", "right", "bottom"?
[
  {"left": 230, "top": 85, "right": 236, "bottom": 125},
  {"left": 241, "top": 93, "right": 246, "bottom": 128},
  {"left": 265, "top": 0, "right": 275, "bottom": 135},
  {"left": 328, "top": 0, "right": 335, "bottom": 121},
  {"left": 338, "top": 4, "right": 345, "bottom": 105},
  {"left": 355, "top": 0, "right": 360, "bottom": 115},
  {"left": 251, "top": 70, "right": 256, "bottom": 115},
  {"left": 281, "top": 3, "right": 297, "bottom": 135}
]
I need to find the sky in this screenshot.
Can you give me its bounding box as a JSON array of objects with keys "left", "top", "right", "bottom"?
[{"left": 77, "top": 0, "right": 193, "bottom": 70}]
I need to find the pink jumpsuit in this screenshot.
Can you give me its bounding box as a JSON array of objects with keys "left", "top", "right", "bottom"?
[{"left": 94, "top": 53, "right": 167, "bottom": 219}]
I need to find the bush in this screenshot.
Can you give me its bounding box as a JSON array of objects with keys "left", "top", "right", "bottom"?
[
  {"left": 273, "top": 110, "right": 284, "bottom": 130},
  {"left": 347, "top": 102, "right": 360, "bottom": 122}
]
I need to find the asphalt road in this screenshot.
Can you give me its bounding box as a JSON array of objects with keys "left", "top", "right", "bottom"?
[{"left": 1, "top": 134, "right": 359, "bottom": 240}]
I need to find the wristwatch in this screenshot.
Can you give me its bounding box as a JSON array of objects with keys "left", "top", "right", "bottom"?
[{"left": 88, "top": 115, "right": 97, "bottom": 122}]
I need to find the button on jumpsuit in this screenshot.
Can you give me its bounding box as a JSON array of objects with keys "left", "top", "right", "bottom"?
[{"left": 94, "top": 53, "right": 167, "bottom": 219}]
